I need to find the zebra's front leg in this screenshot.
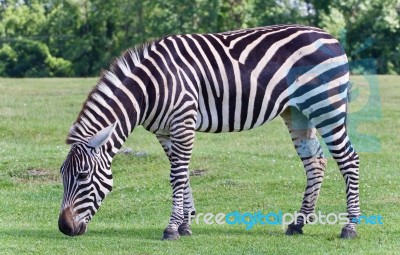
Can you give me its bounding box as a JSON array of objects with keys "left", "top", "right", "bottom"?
[
  {"left": 157, "top": 134, "right": 196, "bottom": 238},
  {"left": 178, "top": 180, "right": 196, "bottom": 236},
  {"left": 160, "top": 127, "right": 195, "bottom": 240},
  {"left": 162, "top": 167, "right": 187, "bottom": 240}
]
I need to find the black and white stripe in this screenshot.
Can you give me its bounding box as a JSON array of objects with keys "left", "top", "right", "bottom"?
[{"left": 59, "top": 25, "right": 360, "bottom": 239}]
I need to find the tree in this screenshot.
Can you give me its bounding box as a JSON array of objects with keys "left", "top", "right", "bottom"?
[
  {"left": 0, "top": 0, "right": 46, "bottom": 38},
  {"left": 334, "top": 0, "right": 400, "bottom": 74},
  {"left": 0, "top": 39, "right": 73, "bottom": 77}
]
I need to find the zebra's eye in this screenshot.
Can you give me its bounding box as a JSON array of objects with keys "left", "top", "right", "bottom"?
[{"left": 77, "top": 172, "right": 90, "bottom": 181}]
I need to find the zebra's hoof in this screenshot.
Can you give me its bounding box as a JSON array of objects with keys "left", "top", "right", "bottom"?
[
  {"left": 162, "top": 228, "right": 180, "bottom": 241},
  {"left": 285, "top": 223, "right": 304, "bottom": 235},
  {"left": 340, "top": 228, "right": 358, "bottom": 239},
  {"left": 178, "top": 223, "right": 192, "bottom": 236}
]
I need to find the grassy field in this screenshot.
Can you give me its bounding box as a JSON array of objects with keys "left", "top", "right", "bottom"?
[{"left": 0, "top": 76, "right": 399, "bottom": 254}]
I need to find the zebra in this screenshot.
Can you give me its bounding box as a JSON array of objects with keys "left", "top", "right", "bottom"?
[{"left": 58, "top": 24, "right": 360, "bottom": 240}]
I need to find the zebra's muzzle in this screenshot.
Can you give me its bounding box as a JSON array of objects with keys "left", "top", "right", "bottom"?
[{"left": 58, "top": 207, "right": 87, "bottom": 236}]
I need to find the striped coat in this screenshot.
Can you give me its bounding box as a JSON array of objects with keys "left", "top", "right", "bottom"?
[{"left": 59, "top": 25, "right": 360, "bottom": 240}]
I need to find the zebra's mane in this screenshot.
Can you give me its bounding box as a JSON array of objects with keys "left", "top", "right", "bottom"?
[{"left": 66, "top": 42, "right": 154, "bottom": 144}]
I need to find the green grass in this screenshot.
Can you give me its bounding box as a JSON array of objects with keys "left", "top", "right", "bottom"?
[{"left": 0, "top": 76, "right": 399, "bottom": 254}]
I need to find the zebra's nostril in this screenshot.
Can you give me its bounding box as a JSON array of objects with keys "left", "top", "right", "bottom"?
[
  {"left": 58, "top": 207, "right": 76, "bottom": 236},
  {"left": 58, "top": 217, "right": 73, "bottom": 236}
]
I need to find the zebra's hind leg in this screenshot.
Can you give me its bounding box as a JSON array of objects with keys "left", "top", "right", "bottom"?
[
  {"left": 281, "top": 107, "right": 327, "bottom": 235},
  {"left": 156, "top": 134, "right": 196, "bottom": 238},
  {"left": 314, "top": 121, "right": 360, "bottom": 239}
]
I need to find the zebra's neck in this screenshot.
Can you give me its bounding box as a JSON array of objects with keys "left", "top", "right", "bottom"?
[{"left": 66, "top": 44, "right": 154, "bottom": 154}]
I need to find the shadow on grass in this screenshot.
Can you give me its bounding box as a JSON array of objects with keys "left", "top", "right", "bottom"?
[
  {"left": 1, "top": 229, "right": 68, "bottom": 240},
  {"left": 192, "top": 225, "right": 364, "bottom": 241},
  {"left": 89, "top": 226, "right": 287, "bottom": 240},
  {"left": 0, "top": 226, "right": 289, "bottom": 242},
  {"left": 0, "top": 226, "right": 163, "bottom": 241},
  {"left": 2, "top": 224, "right": 380, "bottom": 242},
  {"left": 88, "top": 227, "right": 163, "bottom": 240},
  {"left": 193, "top": 226, "right": 285, "bottom": 237}
]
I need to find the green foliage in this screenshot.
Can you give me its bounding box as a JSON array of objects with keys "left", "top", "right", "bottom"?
[
  {"left": 46, "top": 55, "right": 74, "bottom": 77},
  {"left": 333, "top": 0, "right": 400, "bottom": 74},
  {"left": 0, "top": 0, "right": 46, "bottom": 37},
  {"left": 0, "top": 44, "right": 16, "bottom": 74},
  {"left": 244, "top": 0, "right": 305, "bottom": 27},
  {"left": 11, "top": 39, "right": 50, "bottom": 77},
  {"left": 0, "top": 39, "right": 73, "bottom": 77},
  {"left": 0, "top": 0, "right": 399, "bottom": 76}
]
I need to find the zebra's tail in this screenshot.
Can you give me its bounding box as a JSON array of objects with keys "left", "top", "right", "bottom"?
[{"left": 345, "top": 80, "right": 353, "bottom": 128}]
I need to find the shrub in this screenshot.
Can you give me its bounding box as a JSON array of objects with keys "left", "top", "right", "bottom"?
[{"left": 0, "top": 39, "right": 74, "bottom": 77}]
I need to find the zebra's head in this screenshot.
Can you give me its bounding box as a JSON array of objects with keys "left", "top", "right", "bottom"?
[{"left": 58, "top": 123, "right": 116, "bottom": 236}]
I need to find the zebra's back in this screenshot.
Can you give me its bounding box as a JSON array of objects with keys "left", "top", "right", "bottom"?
[{"left": 148, "top": 25, "right": 350, "bottom": 133}]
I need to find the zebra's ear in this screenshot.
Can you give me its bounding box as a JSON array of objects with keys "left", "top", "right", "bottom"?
[{"left": 87, "top": 122, "right": 116, "bottom": 149}]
